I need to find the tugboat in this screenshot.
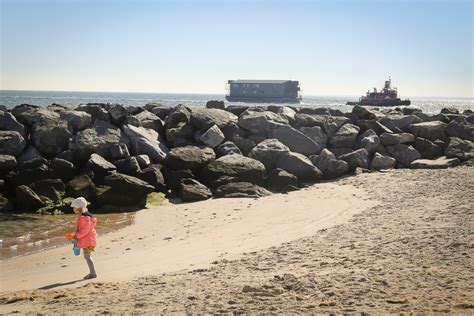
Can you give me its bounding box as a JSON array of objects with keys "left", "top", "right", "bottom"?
[{"left": 347, "top": 77, "right": 410, "bottom": 106}]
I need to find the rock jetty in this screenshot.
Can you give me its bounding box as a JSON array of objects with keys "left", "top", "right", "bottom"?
[{"left": 0, "top": 102, "right": 473, "bottom": 212}]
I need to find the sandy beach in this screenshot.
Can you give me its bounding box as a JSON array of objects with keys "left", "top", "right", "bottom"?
[{"left": 0, "top": 166, "right": 472, "bottom": 314}]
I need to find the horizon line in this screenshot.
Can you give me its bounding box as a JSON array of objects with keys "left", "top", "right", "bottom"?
[{"left": 0, "top": 89, "right": 473, "bottom": 100}]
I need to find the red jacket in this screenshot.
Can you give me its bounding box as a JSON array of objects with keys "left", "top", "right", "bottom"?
[{"left": 75, "top": 214, "right": 97, "bottom": 249}]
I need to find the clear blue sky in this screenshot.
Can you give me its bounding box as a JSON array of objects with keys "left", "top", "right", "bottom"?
[{"left": 1, "top": 0, "right": 472, "bottom": 97}]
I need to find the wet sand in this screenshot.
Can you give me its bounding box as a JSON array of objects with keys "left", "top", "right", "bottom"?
[{"left": 0, "top": 166, "right": 473, "bottom": 314}]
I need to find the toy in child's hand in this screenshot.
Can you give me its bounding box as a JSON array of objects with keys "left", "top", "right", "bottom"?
[{"left": 65, "top": 233, "right": 80, "bottom": 256}]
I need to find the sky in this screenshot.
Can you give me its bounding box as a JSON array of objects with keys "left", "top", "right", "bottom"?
[{"left": 0, "top": 0, "right": 473, "bottom": 97}]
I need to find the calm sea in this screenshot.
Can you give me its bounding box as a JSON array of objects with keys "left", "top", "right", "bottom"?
[{"left": 1, "top": 90, "right": 472, "bottom": 114}]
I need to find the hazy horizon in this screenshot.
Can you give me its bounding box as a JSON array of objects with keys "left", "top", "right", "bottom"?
[{"left": 1, "top": 0, "right": 473, "bottom": 98}]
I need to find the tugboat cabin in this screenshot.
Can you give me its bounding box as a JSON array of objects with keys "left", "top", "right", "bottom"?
[{"left": 226, "top": 80, "right": 302, "bottom": 103}]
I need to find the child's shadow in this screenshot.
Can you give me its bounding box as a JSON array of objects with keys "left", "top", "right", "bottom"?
[{"left": 38, "top": 279, "right": 86, "bottom": 290}]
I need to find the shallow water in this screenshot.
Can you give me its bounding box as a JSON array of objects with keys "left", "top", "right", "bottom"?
[{"left": 0, "top": 212, "right": 134, "bottom": 260}]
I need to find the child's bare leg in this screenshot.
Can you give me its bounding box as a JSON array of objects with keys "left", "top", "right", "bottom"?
[{"left": 83, "top": 251, "right": 97, "bottom": 278}]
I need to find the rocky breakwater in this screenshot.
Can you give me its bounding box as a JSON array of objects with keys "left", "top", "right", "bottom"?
[{"left": 0, "top": 102, "right": 473, "bottom": 213}]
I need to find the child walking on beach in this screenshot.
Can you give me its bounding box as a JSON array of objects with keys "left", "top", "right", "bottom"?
[{"left": 71, "top": 197, "right": 98, "bottom": 279}]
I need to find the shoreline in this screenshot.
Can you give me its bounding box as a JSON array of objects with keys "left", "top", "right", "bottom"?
[
  {"left": 0, "top": 180, "right": 376, "bottom": 293},
  {"left": 0, "top": 166, "right": 472, "bottom": 313}
]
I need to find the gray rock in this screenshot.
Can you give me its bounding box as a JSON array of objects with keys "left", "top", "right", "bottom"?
[
  {"left": 238, "top": 110, "right": 288, "bottom": 134},
  {"left": 380, "top": 115, "right": 423, "bottom": 132},
  {"left": 0, "top": 111, "right": 26, "bottom": 136},
  {"left": 76, "top": 104, "right": 111, "bottom": 122},
  {"left": 70, "top": 120, "right": 123, "bottom": 160},
  {"left": 165, "top": 123, "right": 195, "bottom": 147},
  {"left": 214, "top": 182, "right": 271, "bottom": 198},
  {"left": 122, "top": 124, "right": 169, "bottom": 163},
  {"left": 410, "top": 156, "right": 460, "bottom": 169},
  {"left": 265, "top": 168, "right": 299, "bottom": 192},
  {"left": 386, "top": 144, "right": 422, "bottom": 167},
  {"left": 415, "top": 137, "right": 443, "bottom": 159},
  {"left": 310, "top": 154, "right": 349, "bottom": 180},
  {"left": 84, "top": 153, "right": 116, "bottom": 182},
  {"left": 215, "top": 141, "right": 242, "bottom": 158},
  {"left": 369, "top": 152, "right": 396, "bottom": 170},
  {"left": 28, "top": 179, "right": 65, "bottom": 202},
  {"left": 0, "top": 194, "right": 13, "bottom": 212},
  {"left": 200, "top": 154, "right": 266, "bottom": 187},
  {"left": 31, "top": 119, "right": 72, "bottom": 157},
  {"left": 66, "top": 175, "right": 96, "bottom": 200},
  {"left": 445, "top": 120, "right": 474, "bottom": 142},
  {"left": 0, "top": 131, "right": 26, "bottom": 156},
  {"left": 445, "top": 137, "right": 474, "bottom": 161},
  {"left": 15, "top": 185, "right": 46, "bottom": 212},
  {"left": 441, "top": 107, "right": 459, "bottom": 114},
  {"left": 190, "top": 108, "right": 237, "bottom": 131},
  {"left": 410, "top": 121, "right": 447, "bottom": 141},
  {"left": 134, "top": 110, "right": 164, "bottom": 133},
  {"left": 357, "top": 120, "right": 394, "bottom": 136},
  {"left": 225, "top": 105, "right": 249, "bottom": 116},
  {"left": 165, "top": 146, "right": 215, "bottom": 170},
  {"left": 275, "top": 152, "right": 322, "bottom": 181},
  {"left": 165, "top": 104, "right": 191, "bottom": 129},
  {"left": 136, "top": 154, "right": 151, "bottom": 169},
  {"left": 14, "top": 107, "right": 60, "bottom": 126},
  {"left": 113, "top": 157, "right": 141, "bottom": 176},
  {"left": 339, "top": 149, "right": 370, "bottom": 170},
  {"left": 299, "top": 126, "right": 328, "bottom": 150},
  {"left": 163, "top": 168, "right": 194, "bottom": 191},
  {"left": 327, "top": 147, "right": 353, "bottom": 158},
  {"left": 50, "top": 158, "right": 77, "bottom": 183},
  {"left": 329, "top": 123, "right": 360, "bottom": 148},
  {"left": 108, "top": 104, "right": 128, "bottom": 125},
  {"left": 271, "top": 124, "right": 321, "bottom": 155},
  {"left": 59, "top": 110, "right": 91, "bottom": 132},
  {"left": 135, "top": 164, "right": 166, "bottom": 192},
  {"left": 96, "top": 173, "right": 155, "bottom": 208},
  {"left": 179, "top": 178, "right": 212, "bottom": 202},
  {"left": 379, "top": 132, "right": 415, "bottom": 146},
  {"left": 352, "top": 105, "right": 384, "bottom": 120},
  {"left": 147, "top": 103, "right": 173, "bottom": 119},
  {"left": 17, "top": 145, "right": 43, "bottom": 164},
  {"left": 0, "top": 155, "right": 17, "bottom": 171},
  {"left": 200, "top": 125, "right": 225, "bottom": 148},
  {"left": 294, "top": 114, "right": 350, "bottom": 136},
  {"left": 355, "top": 129, "right": 380, "bottom": 154},
  {"left": 205, "top": 100, "right": 225, "bottom": 110},
  {"left": 248, "top": 139, "right": 290, "bottom": 170},
  {"left": 124, "top": 116, "right": 141, "bottom": 127},
  {"left": 109, "top": 143, "right": 130, "bottom": 161}
]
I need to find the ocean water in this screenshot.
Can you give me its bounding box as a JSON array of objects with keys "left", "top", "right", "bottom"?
[{"left": 1, "top": 90, "right": 472, "bottom": 114}]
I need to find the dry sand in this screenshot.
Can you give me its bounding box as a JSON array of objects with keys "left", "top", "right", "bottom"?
[{"left": 0, "top": 166, "right": 473, "bottom": 314}]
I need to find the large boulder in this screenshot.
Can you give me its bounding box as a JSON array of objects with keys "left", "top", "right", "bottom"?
[
  {"left": 59, "top": 110, "right": 91, "bottom": 132},
  {"left": 410, "top": 157, "right": 460, "bottom": 169},
  {"left": 122, "top": 124, "right": 169, "bottom": 163},
  {"left": 299, "top": 126, "right": 328, "bottom": 150},
  {"left": 31, "top": 119, "right": 72, "bottom": 157},
  {"left": 28, "top": 179, "right": 65, "bottom": 202},
  {"left": 445, "top": 120, "right": 474, "bottom": 142},
  {"left": 135, "top": 164, "right": 166, "bottom": 192},
  {"left": 380, "top": 115, "right": 423, "bottom": 132},
  {"left": 206, "top": 100, "right": 225, "bottom": 110},
  {"left": 215, "top": 141, "right": 242, "bottom": 158},
  {"left": 414, "top": 137, "right": 444, "bottom": 159},
  {"left": 165, "top": 123, "right": 195, "bottom": 148},
  {"left": 199, "top": 125, "right": 225, "bottom": 148},
  {"left": 84, "top": 153, "right": 116, "bottom": 182},
  {"left": 238, "top": 110, "right": 288, "bottom": 134},
  {"left": 165, "top": 146, "right": 215, "bottom": 171},
  {"left": 76, "top": 104, "right": 111, "bottom": 122},
  {"left": 214, "top": 182, "right": 271, "bottom": 198},
  {"left": 352, "top": 105, "right": 383, "bottom": 120},
  {"left": 386, "top": 144, "right": 422, "bottom": 167},
  {"left": 69, "top": 120, "right": 124, "bottom": 160},
  {"left": 50, "top": 158, "right": 78, "bottom": 182},
  {"left": 265, "top": 168, "right": 299, "bottom": 192},
  {"left": 14, "top": 107, "right": 60, "bottom": 126},
  {"left": 109, "top": 143, "right": 130, "bottom": 161},
  {"left": 6, "top": 160, "right": 54, "bottom": 186},
  {"left": 339, "top": 149, "right": 370, "bottom": 170},
  {"left": 445, "top": 137, "right": 474, "bottom": 161},
  {"left": 294, "top": 114, "right": 350, "bottom": 136},
  {"left": 355, "top": 129, "right": 380, "bottom": 154},
  {"left": 134, "top": 110, "right": 164, "bottom": 134},
  {"left": 17, "top": 145, "right": 42, "bottom": 164},
  {"left": 112, "top": 157, "right": 141, "bottom": 176},
  {"left": 190, "top": 108, "right": 237, "bottom": 131},
  {"left": 179, "top": 178, "right": 212, "bottom": 202},
  {"left": 15, "top": 185, "right": 46, "bottom": 212},
  {"left": 248, "top": 139, "right": 290, "bottom": 170},
  {"left": 164, "top": 105, "right": 191, "bottom": 129},
  {"left": 369, "top": 152, "right": 396, "bottom": 170},
  {"left": 329, "top": 123, "right": 360, "bottom": 148},
  {"left": 310, "top": 150, "right": 350, "bottom": 180},
  {"left": 108, "top": 104, "right": 128, "bottom": 126},
  {"left": 0, "top": 155, "right": 17, "bottom": 172},
  {"left": 0, "top": 131, "right": 26, "bottom": 156},
  {"left": 0, "top": 111, "right": 26, "bottom": 136},
  {"left": 275, "top": 152, "right": 322, "bottom": 181},
  {"left": 163, "top": 168, "right": 195, "bottom": 191},
  {"left": 200, "top": 154, "right": 266, "bottom": 187},
  {"left": 271, "top": 125, "right": 321, "bottom": 155},
  {"left": 410, "top": 121, "right": 447, "bottom": 141},
  {"left": 379, "top": 132, "right": 415, "bottom": 146}
]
